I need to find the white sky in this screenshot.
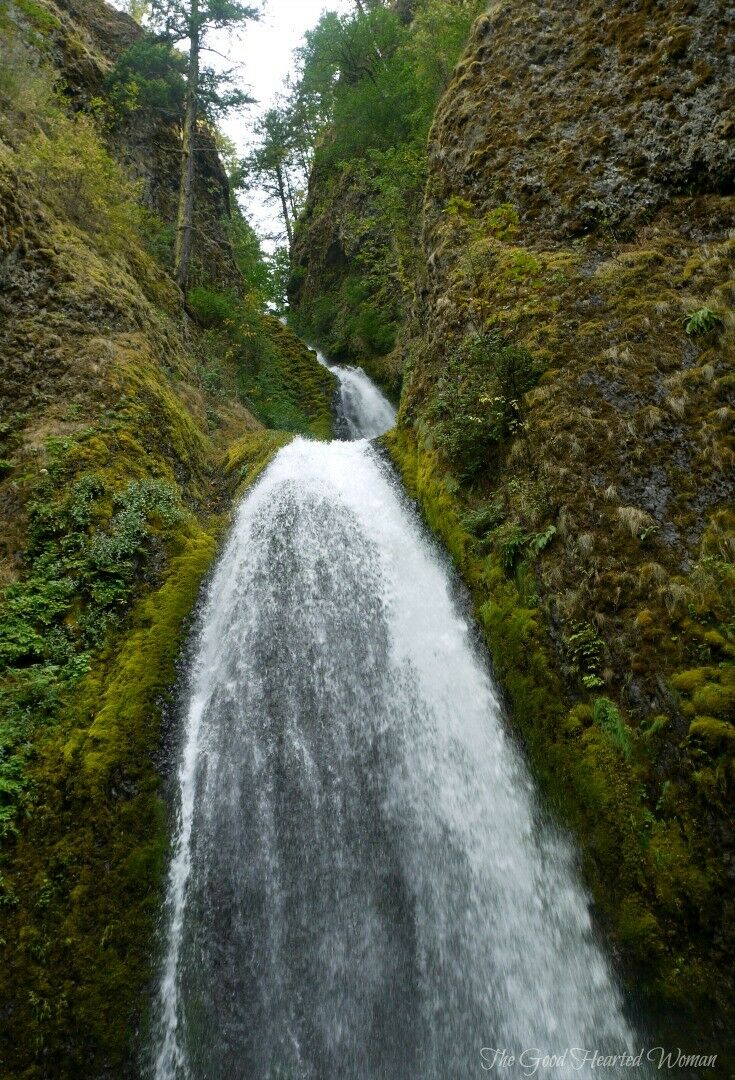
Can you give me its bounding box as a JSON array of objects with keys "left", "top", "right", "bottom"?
[
  {"left": 219, "top": 0, "right": 354, "bottom": 244},
  {"left": 108, "top": 0, "right": 354, "bottom": 244}
]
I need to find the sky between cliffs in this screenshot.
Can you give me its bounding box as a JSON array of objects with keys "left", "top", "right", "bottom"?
[{"left": 224, "top": 0, "right": 353, "bottom": 243}]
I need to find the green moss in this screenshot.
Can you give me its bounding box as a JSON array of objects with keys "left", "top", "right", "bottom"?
[
  {"left": 617, "top": 897, "right": 663, "bottom": 957},
  {"left": 692, "top": 678, "right": 734, "bottom": 719},
  {"left": 671, "top": 667, "right": 710, "bottom": 694},
  {"left": 383, "top": 426, "right": 725, "bottom": 1011},
  {"left": 10, "top": 0, "right": 61, "bottom": 35},
  {"left": 688, "top": 716, "right": 735, "bottom": 752},
  {"left": 69, "top": 521, "right": 217, "bottom": 786},
  {"left": 222, "top": 428, "right": 292, "bottom": 495},
  {"left": 0, "top": 516, "right": 217, "bottom": 1075},
  {"left": 673, "top": 664, "right": 735, "bottom": 724}
]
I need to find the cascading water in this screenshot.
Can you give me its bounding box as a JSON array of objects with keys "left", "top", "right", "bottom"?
[
  {"left": 152, "top": 361, "right": 640, "bottom": 1079},
  {"left": 315, "top": 348, "right": 396, "bottom": 440}
]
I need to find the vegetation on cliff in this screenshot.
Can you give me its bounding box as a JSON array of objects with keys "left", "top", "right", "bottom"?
[
  {"left": 261, "top": 0, "right": 486, "bottom": 388},
  {"left": 0, "top": 2, "right": 334, "bottom": 1072}
]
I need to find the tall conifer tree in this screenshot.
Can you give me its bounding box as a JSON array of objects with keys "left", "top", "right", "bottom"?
[{"left": 150, "top": 0, "right": 258, "bottom": 290}]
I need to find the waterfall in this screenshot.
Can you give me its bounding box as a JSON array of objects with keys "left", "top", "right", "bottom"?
[
  {"left": 152, "top": 362, "right": 639, "bottom": 1078},
  {"left": 315, "top": 349, "right": 396, "bottom": 440}
]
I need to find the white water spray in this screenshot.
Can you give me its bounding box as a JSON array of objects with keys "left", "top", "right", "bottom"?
[{"left": 153, "top": 363, "right": 638, "bottom": 1078}]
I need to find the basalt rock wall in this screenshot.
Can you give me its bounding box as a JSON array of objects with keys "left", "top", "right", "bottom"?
[{"left": 391, "top": 0, "right": 735, "bottom": 1030}]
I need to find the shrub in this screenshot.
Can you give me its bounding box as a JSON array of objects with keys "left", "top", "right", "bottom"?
[
  {"left": 187, "top": 286, "right": 239, "bottom": 328},
  {"left": 352, "top": 302, "right": 396, "bottom": 355},
  {"left": 430, "top": 332, "right": 541, "bottom": 478},
  {"left": 483, "top": 203, "right": 520, "bottom": 241},
  {"left": 104, "top": 41, "right": 186, "bottom": 121},
  {"left": 18, "top": 111, "right": 144, "bottom": 245}
]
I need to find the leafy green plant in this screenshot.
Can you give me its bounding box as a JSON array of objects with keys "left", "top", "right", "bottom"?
[
  {"left": 462, "top": 498, "right": 505, "bottom": 538},
  {"left": 483, "top": 203, "right": 520, "bottom": 241},
  {"left": 187, "top": 285, "right": 239, "bottom": 328},
  {"left": 639, "top": 524, "right": 660, "bottom": 542},
  {"left": 527, "top": 524, "right": 556, "bottom": 555},
  {"left": 494, "top": 522, "right": 557, "bottom": 571},
  {"left": 0, "top": 466, "right": 186, "bottom": 833},
  {"left": 684, "top": 307, "right": 722, "bottom": 335},
  {"left": 499, "top": 525, "right": 526, "bottom": 571},
  {"left": 430, "top": 332, "right": 541, "bottom": 477},
  {"left": 187, "top": 285, "right": 334, "bottom": 436},
  {"left": 593, "top": 697, "right": 632, "bottom": 758},
  {"left": 566, "top": 621, "right": 606, "bottom": 688}
]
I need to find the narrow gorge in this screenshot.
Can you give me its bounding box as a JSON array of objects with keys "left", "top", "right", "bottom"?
[{"left": 0, "top": 0, "right": 733, "bottom": 1076}]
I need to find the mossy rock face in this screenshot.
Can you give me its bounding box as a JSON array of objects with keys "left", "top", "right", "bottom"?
[
  {"left": 426, "top": 0, "right": 734, "bottom": 240},
  {"left": 387, "top": 0, "right": 735, "bottom": 1026},
  {"left": 257, "top": 315, "right": 337, "bottom": 440},
  {"left": 287, "top": 147, "right": 407, "bottom": 401},
  {"left": 0, "top": 12, "right": 330, "bottom": 1074},
  {"left": 0, "top": 520, "right": 217, "bottom": 1077},
  {"left": 383, "top": 426, "right": 732, "bottom": 1024}
]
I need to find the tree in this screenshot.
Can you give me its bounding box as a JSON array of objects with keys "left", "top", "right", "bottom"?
[
  {"left": 104, "top": 40, "right": 187, "bottom": 120},
  {"left": 150, "top": 0, "right": 259, "bottom": 291},
  {"left": 245, "top": 105, "right": 303, "bottom": 248},
  {"left": 124, "top": 0, "right": 152, "bottom": 24}
]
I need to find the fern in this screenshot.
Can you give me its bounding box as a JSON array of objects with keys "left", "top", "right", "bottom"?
[
  {"left": 527, "top": 524, "right": 556, "bottom": 554},
  {"left": 593, "top": 697, "right": 632, "bottom": 759},
  {"left": 684, "top": 307, "right": 721, "bottom": 336}
]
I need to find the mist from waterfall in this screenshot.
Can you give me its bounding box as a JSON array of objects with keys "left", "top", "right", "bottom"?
[{"left": 152, "top": 359, "right": 639, "bottom": 1079}]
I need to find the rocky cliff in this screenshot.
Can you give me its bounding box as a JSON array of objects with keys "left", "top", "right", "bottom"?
[
  {"left": 0, "top": 0, "right": 334, "bottom": 1073},
  {"left": 395, "top": 0, "right": 735, "bottom": 1028}
]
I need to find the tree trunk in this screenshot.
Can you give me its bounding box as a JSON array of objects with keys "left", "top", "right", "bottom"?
[
  {"left": 174, "top": 0, "right": 199, "bottom": 292},
  {"left": 285, "top": 170, "right": 297, "bottom": 221},
  {"left": 275, "top": 162, "right": 294, "bottom": 248}
]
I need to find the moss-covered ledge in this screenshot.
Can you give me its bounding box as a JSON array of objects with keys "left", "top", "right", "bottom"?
[
  {"left": 0, "top": 430, "right": 289, "bottom": 1079},
  {"left": 382, "top": 425, "right": 728, "bottom": 1026},
  {"left": 222, "top": 428, "right": 293, "bottom": 498}
]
